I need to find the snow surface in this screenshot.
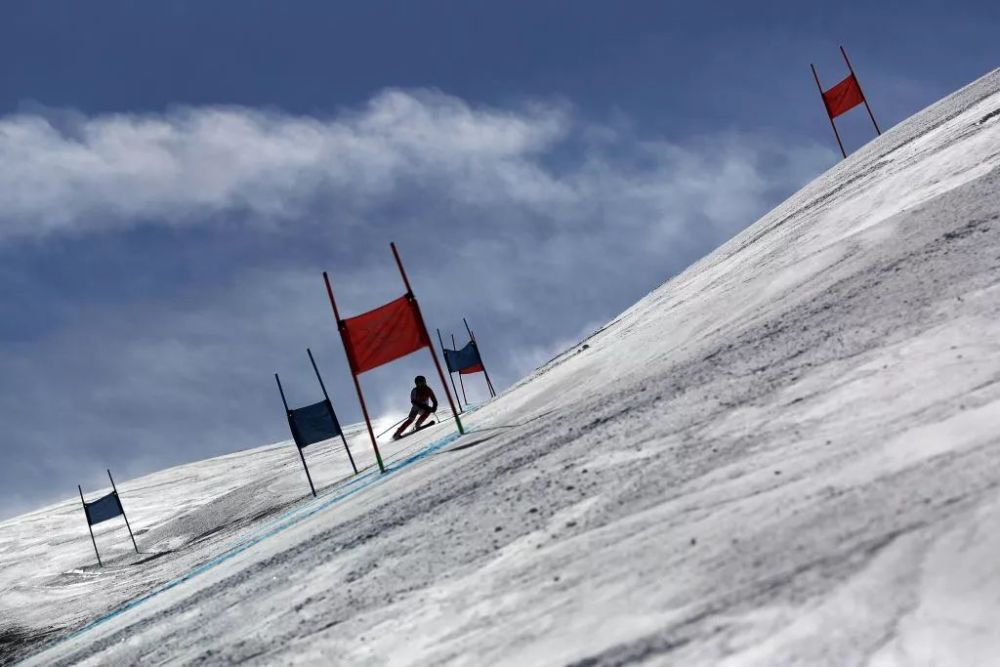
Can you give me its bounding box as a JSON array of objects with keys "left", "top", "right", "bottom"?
[{"left": 4, "top": 68, "right": 1000, "bottom": 666}]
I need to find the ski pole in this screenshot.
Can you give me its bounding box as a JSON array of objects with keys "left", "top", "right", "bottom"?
[{"left": 376, "top": 416, "right": 409, "bottom": 439}]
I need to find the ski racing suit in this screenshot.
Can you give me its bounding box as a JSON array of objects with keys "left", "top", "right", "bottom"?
[{"left": 396, "top": 385, "right": 437, "bottom": 435}]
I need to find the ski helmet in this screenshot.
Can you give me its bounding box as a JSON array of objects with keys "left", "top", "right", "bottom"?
[{"left": 415, "top": 375, "right": 427, "bottom": 385}]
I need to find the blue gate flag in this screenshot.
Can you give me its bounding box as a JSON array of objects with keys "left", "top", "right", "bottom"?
[
  {"left": 288, "top": 400, "right": 342, "bottom": 449},
  {"left": 443, "top": 341, "right": 482, "bottom": 374},
  {"left": 84, "top": 492, "right": 124, "bottom": 525}
]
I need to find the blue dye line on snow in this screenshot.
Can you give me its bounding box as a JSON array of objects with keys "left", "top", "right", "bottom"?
[{"left": 24, "top": 425, "right": 473, "bottom": 663}]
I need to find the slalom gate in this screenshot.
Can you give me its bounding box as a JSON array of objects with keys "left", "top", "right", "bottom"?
[
  {"left": 275, "top": 348, "right": 358, "bottom": 497},
  {"left": 323, "top": 242, "right": 464, "bottom": 473}
]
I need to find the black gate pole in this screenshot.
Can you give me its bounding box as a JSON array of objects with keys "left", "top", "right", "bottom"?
[
  {"left": 840, "top": 45, "right": 881, "bottom": 135},
  {"left": 307, "top": 348, "right": 358, "bottom": 475},
  {"left": 437, "top": 329, "right": 463, "bottom": 412},
  {"left": 323, "top": 272, "right": 386, "bottom": 473},
  {"left": 452, "top": 333, "right": 469, "bottom": 405},
  {"left": 78, "top": 485, "right": 102, "bottom": 567},
  {"left": 390, "top": 242, "right": 463, "bottom": 435},
  {"left": 107, "top": 469, "right": 138, "bottom": 553},
  {"left": 811, "top": 63, "right": 847, "bottom": 159},
  {"left": 478, "top": 333, "right": 496, "bottom": 397},
  {"left": 476, "top": 329, "right": 497, "bottom": 397},
  {"left": 464, "top": 318, "right": 497, "bottom": 398},
  {"left": 276, "top": 373, "right": 317, "bottom": 496}
]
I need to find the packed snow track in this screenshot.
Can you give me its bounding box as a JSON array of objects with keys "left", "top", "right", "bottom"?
[{"left": 3, "top": 68, "right": 1000, "bottom": 665}]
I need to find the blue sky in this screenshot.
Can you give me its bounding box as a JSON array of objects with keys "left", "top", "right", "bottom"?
[{"left": 1, "top": 1, "right": 997, "bottom": 519}]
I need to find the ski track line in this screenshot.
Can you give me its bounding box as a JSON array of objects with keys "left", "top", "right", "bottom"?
[{"left": 20, "top": 424, "right": 474, "bottom": 665}]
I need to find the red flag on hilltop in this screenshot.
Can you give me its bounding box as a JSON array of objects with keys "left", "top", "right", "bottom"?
[
  {"left": 810, "top": 46, "right": 881, "bottom": 159},
  {"left": 821, "top": 73, "right": 865, "bottom": 119}
]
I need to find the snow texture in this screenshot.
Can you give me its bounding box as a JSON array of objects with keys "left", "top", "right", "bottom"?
[{"left": 4, "top": 68, "right": 1000, "bottom": 666}]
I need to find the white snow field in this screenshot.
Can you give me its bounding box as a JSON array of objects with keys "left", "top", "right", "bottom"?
[{"left": 4, "top": 68, "right": 1000, "bottom": 666}]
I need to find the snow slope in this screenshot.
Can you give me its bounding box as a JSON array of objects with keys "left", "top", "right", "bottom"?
[{"left": 4, "top": 68, "right": 1000, "bottom": 665}]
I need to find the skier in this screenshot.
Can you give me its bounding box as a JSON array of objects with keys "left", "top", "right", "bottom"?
[{"left": 393, "top": 375, "right": 438, "bottom": 439}]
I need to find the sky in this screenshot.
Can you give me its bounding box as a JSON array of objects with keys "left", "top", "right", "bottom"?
[{"left": 1, "top": 0, "right": 997, "bottom": 520}]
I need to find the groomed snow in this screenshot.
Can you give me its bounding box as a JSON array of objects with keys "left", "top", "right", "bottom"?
[{"left": 3, "top": 68, "right": 1000, "bottom": 666}]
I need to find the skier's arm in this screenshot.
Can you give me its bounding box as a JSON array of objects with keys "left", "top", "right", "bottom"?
[{"left": 429, "top": 388, "right": 438, "bottom": 411}]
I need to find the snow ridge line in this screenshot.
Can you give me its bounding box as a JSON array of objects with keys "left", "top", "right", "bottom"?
[{"left": 21, "top": 426, "right": 473, "bottom": 665}]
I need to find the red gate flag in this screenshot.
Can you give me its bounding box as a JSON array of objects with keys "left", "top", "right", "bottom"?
[
  {"left": 822, "top": 73, "right": 864, "bottom": 119},
  {"left": 342, "top": 296, "right": 430, "bottom": 374}
]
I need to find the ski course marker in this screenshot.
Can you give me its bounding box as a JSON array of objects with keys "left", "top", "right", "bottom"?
[{"left": 22, "top": 423, "right": 478, "bottom": 665}]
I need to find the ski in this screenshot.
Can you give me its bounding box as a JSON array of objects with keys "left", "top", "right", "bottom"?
[{"left": 391, "top": 421, "right": 436, "bottom": 440}]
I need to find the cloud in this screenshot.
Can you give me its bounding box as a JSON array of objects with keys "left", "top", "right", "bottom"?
[
  {"left": 0, "top": 89, "right": 836, "bottom": 518},
  {"left": 0, "top": 91, "right": 831, "bottom": 246},
  {"left": 0, "top": 91, "right": 569, "bottom": 239}
]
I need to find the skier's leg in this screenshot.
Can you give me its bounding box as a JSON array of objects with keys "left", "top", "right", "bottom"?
[
  {"left": 414, "top": 407, "right": 432, "bottom": 428},
  {"left": 394, "top": 407, "right": 419, "bottom": 437}
]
